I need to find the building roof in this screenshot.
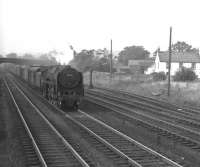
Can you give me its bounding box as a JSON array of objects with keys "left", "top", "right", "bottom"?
[
  {"left": 128, "top": 59, "right": 155, "bottom": 66},
  {"left": 113, "top": 62, "right": 129, "bottom": 68},
  {"left": 158, "top": 51, "right": 200, "bottom": 63}
]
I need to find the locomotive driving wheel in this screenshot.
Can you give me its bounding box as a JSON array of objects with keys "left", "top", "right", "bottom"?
[
  {"left": 74, "top": 104, "right": 78, "bottom": 111},
  {"left": 56, "top": 99, "right": 62, "bottom": 108}
]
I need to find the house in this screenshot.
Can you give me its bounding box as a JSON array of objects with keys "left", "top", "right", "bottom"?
[
  {"left": 114, "top": 62, "right": 130, "bottom": 73},
  {"left": 93, "top": 49, "right": 109, "bottom": 58},
  {"left": 128, "top": 59, "right": 155, "bottom": 74},
  {"left": 114, "top": 59, "right": 155, "bottom": 74},
  {"left": 155, "top": 50, "right": 200, "bottom": 77}
]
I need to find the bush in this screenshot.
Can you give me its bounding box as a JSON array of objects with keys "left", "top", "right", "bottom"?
[
  {"left": 173, "top": 67, "right": 197, "bottom": 81},
  {"left": 152, "top": 72, "right": 166, "bottom": 81}
]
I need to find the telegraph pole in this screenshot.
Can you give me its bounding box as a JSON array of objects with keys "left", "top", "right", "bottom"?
[
  {"left": 168, "top": 27, "right": 172, "bottom": 96},
  {"left": 89, "top": 50, "right": 94, "bottom": 89},
  {"left": 110, "top": 39, "right": 113, "bottom": 77}
]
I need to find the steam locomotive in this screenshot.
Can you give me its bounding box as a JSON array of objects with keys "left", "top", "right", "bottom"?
[{"left": 13, "top": 65, "right": 84, "bottom": 110}]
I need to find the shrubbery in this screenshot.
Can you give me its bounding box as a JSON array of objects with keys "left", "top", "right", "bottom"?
[
  {"left": 173, "top": 67, "right": 197, "bottom": 81},
  {"left": 152, "top": 72, "right": 166, "bottom": 81}
]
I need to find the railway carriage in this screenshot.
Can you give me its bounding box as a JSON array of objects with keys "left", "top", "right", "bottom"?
[
  {"left": 15, "top": 65, "right": 20, "bottom": 76},
  {"left": 35, "top": 70, "right": 42, "bottom": 88},
  {"left": 28, "top": 66, "right": 41, "bottom": 86},
  {"left": 19, "top": 66, "right": 29, "bottom": 81}
]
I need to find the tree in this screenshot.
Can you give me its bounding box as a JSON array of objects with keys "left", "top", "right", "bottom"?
[
  {"left": 118, "top": 45, "right": 150, "bottom": 65},
  {"left": 69, "top": 49, "right": 116, "bottom": 73},
  {"left": 95, "top": 56, "right": 110, "bottom": 72},
  {"left": 152, "top": 72, "right": 166, "bottom": 81},
  {"left": 172, "top": 41, "right": 198, "bottom": 53},
  {"left": 6, "top": 53, "right": 18, "bottom": 58},
  {"left": 173, "top": 67, "right": 197, "bottom": 81},
  {"left": 21, "top": 53, "right": 35, "bottom": 59},
  {"left": 38, "top": 50, "right": 59, "bottom": 65},
  {"left": 69, "top": 49, "right": 95, "bottom": 72}
]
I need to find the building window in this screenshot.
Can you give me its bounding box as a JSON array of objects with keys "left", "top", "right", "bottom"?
[
  {"left": 192, "top": 63, "right": 196, "bottom": 69},
  {"left": 179, "top": 62, "right": 183, "bottom": 68},
  {"left": 166, "top": 63, "right": 169, "bottom": 69}
]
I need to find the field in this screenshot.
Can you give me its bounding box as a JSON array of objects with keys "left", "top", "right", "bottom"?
[{"left": 84, "top": 71, "right": 200, "bottom": 107}]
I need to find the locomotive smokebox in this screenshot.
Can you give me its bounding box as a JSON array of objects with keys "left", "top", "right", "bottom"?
[{"left": 57, "top": 65, "right": 81, "bottom": 89}]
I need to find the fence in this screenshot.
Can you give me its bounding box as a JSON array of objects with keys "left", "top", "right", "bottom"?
[{"left": 83, "top": 71, "right": 152, "bottom": 88}]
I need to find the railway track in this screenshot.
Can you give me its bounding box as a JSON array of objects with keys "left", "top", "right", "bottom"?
[
  {"left": 5, "top": 78, "right": 90, "bottom": 167},
  {"left": 7, "top": 74, "right": 183, "bottom": 167},
  {"left": 86, "top": 88, "right": 200, "bottom": 126},
  {"left": 84, "top": 91, "right": 200, "bottom": 156},
  {"left": 83, "top": 89, "right": 200, "bottom": 166},
  {"left": 86, "top": 89, "right": 200, "bottom": 141},
  {"left": 88, "top": 87, "right": 200, "bottom": 117},
  {"left": 68, "top": 111, "right": 183, "bottom": 167}
]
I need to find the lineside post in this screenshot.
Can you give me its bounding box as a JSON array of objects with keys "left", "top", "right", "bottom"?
[
  {"left": 89, "top": 69, "right": 94, "bottom": 89},
  {"left": 167, "top": 27, "right": 172, "bottom": 97},
  {"left": 110, "top": 39, "right": 113, "bottom": 78}
]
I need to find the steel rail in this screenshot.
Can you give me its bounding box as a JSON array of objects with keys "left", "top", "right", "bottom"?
[
  {"left": 9, "top": 75, "right": 142, "bottom": 167},
  {"left": 64, "top": 114, "right": 142, "bottom": 167},
  {"left": 86, "top": 95, "right": 200, "bottom": 148},
  {"left": 87, "top": 89, "right": 200, "bottom": 122},
  {"left": 78, "top": 110, "right": 183, "bottom": 167},
  {"left": 9, "top": 74, "right": 183, "bottom": 166},
  {"left": 4, "top": 78, "right": 48, "bottom": 167},
  {"left": 7, "top": 77, "right": 90, "bottom": 167},
  {"left": 86, "top": 93, "right": 200, "bottom": 139},
  {"left": 89, "top": 86, "right": 200, "bottom": 115}
]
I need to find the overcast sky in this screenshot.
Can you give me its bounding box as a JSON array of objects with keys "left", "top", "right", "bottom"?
[{"left": 1, "top": 0, "right": 200, "bottom": 63}]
